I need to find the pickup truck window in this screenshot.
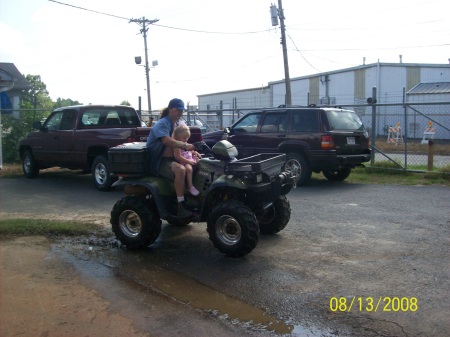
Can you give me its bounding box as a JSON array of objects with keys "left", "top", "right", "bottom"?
[
  {"left": 80, "top": 108, "right": 140, "bottom": 128},
  {"left": 44, "top": 110, "right": 76, "bottom": 130}
]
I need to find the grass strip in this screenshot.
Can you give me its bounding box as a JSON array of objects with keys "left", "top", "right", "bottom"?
[{"left": 0, "top": 218, "right": 102, "bottom": 237}]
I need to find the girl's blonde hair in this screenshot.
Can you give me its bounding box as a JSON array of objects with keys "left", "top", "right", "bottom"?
[{"left": 173, "top": 124, "right": 190, "bottom": 140}]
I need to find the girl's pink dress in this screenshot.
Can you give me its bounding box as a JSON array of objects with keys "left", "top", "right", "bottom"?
[{"left": 180, "top": 149, "right": 198, "bottom": 165}]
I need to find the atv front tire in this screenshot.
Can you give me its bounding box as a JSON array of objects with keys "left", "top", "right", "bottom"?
[
  {"left": 258, "top": 195, "right": 291, "bottom": 235},
  {"left": 207, "top": 201, "right": 259, "bottom": 258},
  {"left": 111, "top": 196, "right": 161, "bottom": 249}
]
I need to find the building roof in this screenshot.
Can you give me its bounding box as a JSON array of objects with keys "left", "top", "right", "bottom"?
[
  {"left": 198, "top": 85, "right": 270, "bottom": 98},
  {"left": 407, "top": 82, "right": 450, "bottom": 95},
  {"left": 0, "top": 62, "right": 31, "bottom": 90},
  {"left": 269, "top": 62, "right": 450, "bottom": 85}
]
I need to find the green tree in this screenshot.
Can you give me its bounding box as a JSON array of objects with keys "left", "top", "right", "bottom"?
[
  {"left": 54, "top": 97, "right": 82, "bottom": 109},
  {"left": 120, "top": 100, "right": 131, "bottom": 106},
  {"left": 2, "top": 75, "right": 53, "bottom": 163}
]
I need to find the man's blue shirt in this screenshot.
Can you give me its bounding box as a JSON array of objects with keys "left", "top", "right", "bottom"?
[
  {"left": 146, "top": 116, "right": 174, "bottom": 175},
  {"left": 146, "top": 116, "right": 174, "bottom": 147}
]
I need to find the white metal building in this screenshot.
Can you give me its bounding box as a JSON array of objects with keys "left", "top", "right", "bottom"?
[
  {"left": 198, "top": 62, "right": 450, "bottom": 109},
  {"left": 197, "top": 62, "right": 450, "bottom": 137}
]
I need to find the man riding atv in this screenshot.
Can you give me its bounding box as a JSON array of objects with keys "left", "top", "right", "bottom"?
[
  {"left": 146, "top": 98, "right": 195, "bottom": 217},
  {"left": 109, "top": 99, "right": 296, "bottom": 257}
]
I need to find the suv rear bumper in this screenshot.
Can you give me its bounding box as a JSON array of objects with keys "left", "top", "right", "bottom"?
[{"left": 313, "top": 152, "right": 371, "bottom": 169}]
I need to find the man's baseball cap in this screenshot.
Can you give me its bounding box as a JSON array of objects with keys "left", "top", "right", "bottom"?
[{"left": 168, "top": 98, "right": 186, "bottom": 111}]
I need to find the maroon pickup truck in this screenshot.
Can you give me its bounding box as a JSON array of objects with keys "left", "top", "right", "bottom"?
[{"left": 18, "top": 105, "right": 202, "bottom": 190}]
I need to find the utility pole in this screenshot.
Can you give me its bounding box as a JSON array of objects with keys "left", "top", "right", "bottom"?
[
  {"left": 270, "top": 1, "right": 292, "bottom": 106},
  {"left": 130, "top": 17, "right": 159, "bottom": 113}
]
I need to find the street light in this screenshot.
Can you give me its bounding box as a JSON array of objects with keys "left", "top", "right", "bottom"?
[{"left": 134, "top": 56, "right": 158, "bottom": 113}]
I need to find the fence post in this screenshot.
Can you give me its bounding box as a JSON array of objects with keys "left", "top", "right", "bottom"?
[
  {"left": 427, "top": 140, "right": 434, "bottom": 171},
  {"left": 370, "top": 86, "right": 377, "bottom": 165},
  {"left": 0, "top": 111, "right": 2, "bottom": 169},
  {"left": 219, "top": 100, "right": 223, "bottom": 129},
  {"left": 403, "top": 87, "right": 407, "bottom": 170}
]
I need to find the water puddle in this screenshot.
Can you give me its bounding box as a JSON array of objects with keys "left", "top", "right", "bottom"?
[
  {"left": 56, "top": 238, "right": 330, "bottom": 336},
  {"left": 117, "top": 261, "right": 294, "bottom": 334}
]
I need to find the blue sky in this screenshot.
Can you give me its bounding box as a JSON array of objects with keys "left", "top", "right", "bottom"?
[{"left": 1, "top": 0, "right": 449, "bottom": 110}]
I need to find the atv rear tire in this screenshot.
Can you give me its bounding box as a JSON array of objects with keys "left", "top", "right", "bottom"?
[
  {"left": 207, "top": 201, "right": 259, "bottom": 258},
  {"left": 258, "top": 195, "right": 291, "bottom": 235},
  {"left": 111, "top": 195, "right": 161, "bottom": 249}
]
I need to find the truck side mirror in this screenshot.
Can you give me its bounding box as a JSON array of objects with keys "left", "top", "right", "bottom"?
[{"left": 32, "top": 121, "right": 42, "bottom": 130}]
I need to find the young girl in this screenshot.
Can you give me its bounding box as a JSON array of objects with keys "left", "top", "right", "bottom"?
[{"left": 173, "top": 124, "right": 201, "bottom": 196}]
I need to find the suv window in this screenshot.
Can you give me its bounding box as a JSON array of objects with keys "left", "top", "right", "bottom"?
[
  {"left": 292, "top": 110, "right": 320, "bottom": 132},
  {"left": 326, "top": 110, "right": 363, "bottom": 130},
  {"left": 261, "top": 113, "right": 288, "bottom": 133},
  {"left": 233, "top": 113, "right": 261, "bottom": 133}
]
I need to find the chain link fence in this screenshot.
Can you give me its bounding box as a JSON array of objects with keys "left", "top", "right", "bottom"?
[
  {"left": 0, "top": 109, "right": 52, "bottom": 166},
  {"left": 2, "top": 104, "right": 449, "bottom": 173},
  {"left": 153, "top": 102, "right": 450, "bottom": 174}
]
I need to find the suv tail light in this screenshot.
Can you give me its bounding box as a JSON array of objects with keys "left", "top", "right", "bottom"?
[{"left": 321, "top": 134, "right": 334, "bottom": 150}]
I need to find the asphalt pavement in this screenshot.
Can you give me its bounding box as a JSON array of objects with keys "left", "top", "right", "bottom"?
[{"left": 1, "top": 171, "right": 449, "bottom": 336}]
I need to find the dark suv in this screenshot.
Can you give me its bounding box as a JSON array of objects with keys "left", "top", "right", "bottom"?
[{"left": 202, "top": 107, "right": 371, "bottom": 185}]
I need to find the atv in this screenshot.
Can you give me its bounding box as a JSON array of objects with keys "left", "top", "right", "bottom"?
[{"left": 108, "top": 140, "right": 295, "bottom": 258}]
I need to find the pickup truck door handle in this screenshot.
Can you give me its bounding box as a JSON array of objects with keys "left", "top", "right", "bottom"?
[{"left": 277, "top": 134, "right": 287, "bottom": 138}]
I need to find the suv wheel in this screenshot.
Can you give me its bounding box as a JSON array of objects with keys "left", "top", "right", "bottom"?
[
  {"left": 323, "top": 168, "right": 352, "bottom": 182},
  {"left": 285, "top": 153, "right": 312, "bottom": 186}
]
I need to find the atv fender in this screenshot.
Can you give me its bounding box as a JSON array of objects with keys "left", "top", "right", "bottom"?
[
  {"left": 112, "top": 177, "right": 174, "bottom": 219},
  {"left": 200, "top": 175, "right": 250, "bottom": 219}
]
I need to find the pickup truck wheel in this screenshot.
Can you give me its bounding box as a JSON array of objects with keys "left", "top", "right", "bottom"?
[
  {"left": 285, "top": 153, "right": 311, "bottom": 186},
  {"left": 258, "top": 195, "right": 291, "bottom": 235},
  {"left": 207, "top": 201, "right": 259, "bottom": 258},
  {"left": 111, "top": 195, "right": 162, "bottom": 249},
  {"left": 323, "top": 168, "right": 352, "bottom": 182},
  {"left": 92, "top": 155, "right": 112, "bottom": 191},
  {"left": 22, "top": 150, "right": 39, "bottom": 178}
]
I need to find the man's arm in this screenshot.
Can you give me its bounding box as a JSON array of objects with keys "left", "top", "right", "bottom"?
[{"left": 160, "top": 136, "right": 194, "bottom": 151}]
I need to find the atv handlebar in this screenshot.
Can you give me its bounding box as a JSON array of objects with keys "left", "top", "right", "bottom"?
[{"left": 193, "top": 141, "right": 213, "bottom": 156}]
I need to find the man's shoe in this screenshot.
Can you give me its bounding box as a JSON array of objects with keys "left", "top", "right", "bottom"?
[{"left": 177, "top": 203, "right": 193, "bottom": 218}]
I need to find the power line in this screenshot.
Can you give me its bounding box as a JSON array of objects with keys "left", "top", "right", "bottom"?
[
  {"left": 153, "top": 23, "right": 272, "bottom": 35},
  {"left": 48, "top": 0, "right": 129, "bottom": 20},
  {"left": 48, "top": 0, "right": 273, "bottom": 35},
  {"left": 287, "top": 34, "right": 321, "bottom": 73}
]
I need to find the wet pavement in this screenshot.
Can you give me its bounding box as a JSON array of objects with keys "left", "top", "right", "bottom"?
[{"left": 1, "top": 171, "right": 450, "bottom": 336}]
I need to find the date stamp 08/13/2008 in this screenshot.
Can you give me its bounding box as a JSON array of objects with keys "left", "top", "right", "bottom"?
[{"left": 329, "top": 297, "right": 418, "bottom": 313}]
